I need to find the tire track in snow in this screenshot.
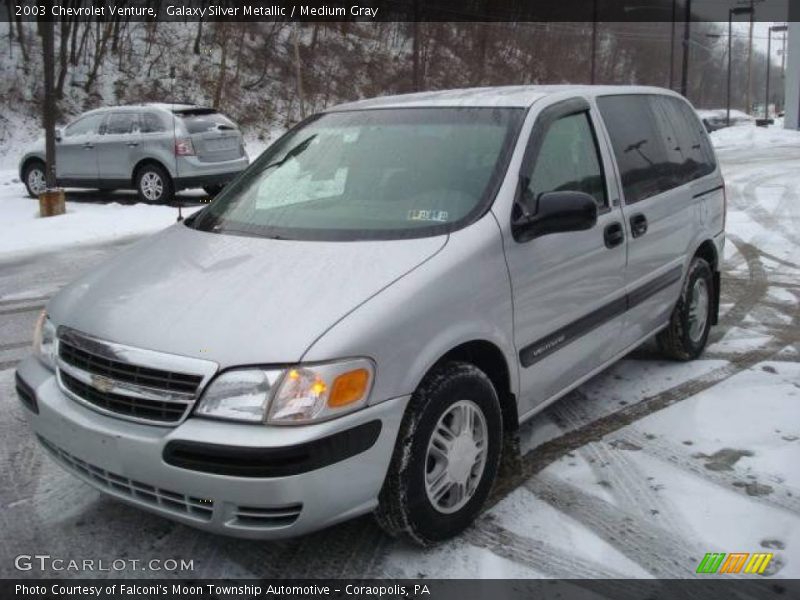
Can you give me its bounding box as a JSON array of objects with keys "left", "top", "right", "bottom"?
[
  {"left": 466, "top": 518, "right": 628, "bottom": 579},
  {"left": 525, "top": 474, "right": 714, "bottom": 579},
  {"left": 616, "top": 429, "right": 800, "bottom": 518},
  {"left": 549, "top": 393, "right": 690, "bottom": 538}
]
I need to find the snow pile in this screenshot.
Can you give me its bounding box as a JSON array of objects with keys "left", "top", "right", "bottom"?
[{"left": 710, "top": 123, "right": 800, "bottom": 150}]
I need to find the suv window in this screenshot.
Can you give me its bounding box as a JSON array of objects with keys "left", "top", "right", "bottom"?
[
  {"left": 104, "top": 112, "right": 138, "bottom": 135},
  {"left": 140, "top": 112, "right": 168, "bottom": 133},
  {"left": 177, "top": 111, "right": 236, "bottom": 134},
  {"left": 63, "top": 113, "right": 104, "bottom": 137},
  {"left": 526, "top": 112, "right": 607, "bottom": 208}
]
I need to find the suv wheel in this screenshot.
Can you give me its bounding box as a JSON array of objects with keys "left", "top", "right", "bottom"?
[
  {"left": 657, "top": 257, "right": 714, "bottom": 360},
  {"left": 24, "top": 161, "right": 47, "bottom": 198},
  {"left": 375, "top": 361, "right": 502, "bottom": 545},
  {"left": 136, "top": 164, "right": 173, "bottom": 204}
]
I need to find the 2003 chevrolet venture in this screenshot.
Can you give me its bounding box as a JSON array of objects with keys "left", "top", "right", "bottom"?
[{"left": 16, "top": 85, "right": 724, "bottom": 545}]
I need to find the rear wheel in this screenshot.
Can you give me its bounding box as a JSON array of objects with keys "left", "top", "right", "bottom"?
[
  {"left": 375, "top": 362, "right": 502, "bottom": 545},
  {"left": 135, "top": 164, "right": 173, "bottom": 204},
  {"left": 24, "top": 160, "right": 47, "bottom": 198},
  {"left": 657, "top": 257, "right": 714, "bottom": 360}
]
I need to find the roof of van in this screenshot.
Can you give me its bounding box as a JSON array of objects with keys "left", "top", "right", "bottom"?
[{"left": 329, "top": 85, "right": 679, "bottom": 111}]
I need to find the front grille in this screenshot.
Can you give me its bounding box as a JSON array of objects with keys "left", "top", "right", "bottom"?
[
  {"left": 232, "top": 504, "right": 302, "bottom": 528},
  {"left": 55, "top": 329, "right": 215, "bottom": 426},
  {"left": 61, "top": 371, "right": 187, "bottom": 423},
  {"left": 38, "top": 435, "right": 214, "bottom": 521},
  {"left": 60, "top": 341, "right": 202, "bottom": 394}
]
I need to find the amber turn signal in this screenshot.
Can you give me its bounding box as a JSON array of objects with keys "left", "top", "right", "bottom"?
[{"left": 328, "top": 368, "right": 370, "bottom": 408}]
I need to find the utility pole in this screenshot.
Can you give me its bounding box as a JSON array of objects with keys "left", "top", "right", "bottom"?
[
  {"left": 669, "top": 0, "right": 677, "bottom": 89},
  {"left": 680, "top": 0, "right": 691, "bottom": 98},
  {"left": 590, "top": 0, "right": 598, "bottom": 84},
  {"left": 745, "top": 0, "right": 755, "bottom": 114}
]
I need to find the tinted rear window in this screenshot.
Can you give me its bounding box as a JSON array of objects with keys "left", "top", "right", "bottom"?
[
  {"left": 597, "top": 94, "right": 716, "bottom": 204},
  {"left": 178, "top": 111, "right": 236, "bottom": 134}
]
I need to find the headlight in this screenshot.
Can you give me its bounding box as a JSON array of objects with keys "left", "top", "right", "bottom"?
[
  {"left": 32, "top": 311, "right": 57, "bottom": 370},
  {"left": 195, "top": 358, "right": 375, "bottom": 425}
]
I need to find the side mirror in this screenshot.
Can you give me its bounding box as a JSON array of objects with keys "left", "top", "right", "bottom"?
[
  {"left": 55, "top": 129, "right": 62, "bottom": 142},
  {"left": 513, "top": 190, "right": 598, "bottom": 242}
]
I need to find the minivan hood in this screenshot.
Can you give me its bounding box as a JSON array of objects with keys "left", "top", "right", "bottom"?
[{"left": 48, "top": 224, "right": 446, "bottom": 367}]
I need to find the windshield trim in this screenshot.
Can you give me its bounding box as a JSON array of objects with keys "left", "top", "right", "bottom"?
[{"left": 187, "top": 106, "right": 527, "bottom": 242}]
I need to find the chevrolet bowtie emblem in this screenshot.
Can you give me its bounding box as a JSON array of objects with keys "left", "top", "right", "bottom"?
[{"left": 90, "top": 374, "right": 115, "bottom": 393}]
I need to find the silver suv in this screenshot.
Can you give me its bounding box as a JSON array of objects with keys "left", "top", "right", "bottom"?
[
  {"left": 19, "top": 104, "right": 248, "bottom": 203},
  {"left": 16, "top": 86, "right": 724, "bottom": 545}
]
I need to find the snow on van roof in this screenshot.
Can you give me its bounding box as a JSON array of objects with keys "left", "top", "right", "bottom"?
[{"left": 329, "top": 85, "right": 678, "bottom": 111}]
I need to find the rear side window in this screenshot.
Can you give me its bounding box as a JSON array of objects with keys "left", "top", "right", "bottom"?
[
  {"left": 526, "top": 112, "right": 607, "bottom": 208},
  {"left": 658, "top": 97, "right": 716, "bottom": 180},
  {"left": 104, "top": 112, "right": 137, "bottom": 135},
  {"left": 178, "top": 111, "right": 236, "bottom": 134},
  {"left": 597, "top": 94, "right": 716, "bottom": 204},
  {"left": 140, "top": 112, "right": 168, "bottom": 133}
]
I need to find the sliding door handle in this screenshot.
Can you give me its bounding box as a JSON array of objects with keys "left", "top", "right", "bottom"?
[{"left": 630, "top": 213, "right": 648, "bottom": 238}]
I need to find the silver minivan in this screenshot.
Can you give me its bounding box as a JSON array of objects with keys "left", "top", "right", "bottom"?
[
  {"left": 16, "top": 86, "right": 725, "bottom": 545},
  {"left": 19, "top": 104, "right": 248, "bottom": 203}
]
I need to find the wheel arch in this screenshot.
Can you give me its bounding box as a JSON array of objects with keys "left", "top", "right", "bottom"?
[
  {"left": 20, "top": 154, "right": 46, "bottom": 181},
  {"left": 692, "top": 239, "right": 720, "bottom": 325},
  {"left": 425, "top": 339, "right": 518, "bottom": 432},
  {"left": 131, "top": 158, "right": 172, "bottom": 188}
]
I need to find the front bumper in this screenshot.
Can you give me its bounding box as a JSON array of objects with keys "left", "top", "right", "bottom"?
[{"left": 15, "top": 357, "right": 408, "bottom": 539}]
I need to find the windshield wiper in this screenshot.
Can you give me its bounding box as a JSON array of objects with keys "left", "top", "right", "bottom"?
[{"left": 257, "top": 134, "right": 317, "bottom": 173}]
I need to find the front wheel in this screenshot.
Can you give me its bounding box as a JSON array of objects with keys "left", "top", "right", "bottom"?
[
  {"left": 135, "top": 164, "right": 173, "bottom": 204},
  {"left": 375, "top": 362, "right": 502, "bottom": 545},
  {"left": 24, "top": 161, "right": 47, "bottom": 198},
  {"left": 657, "top": 257, "right": 714, "bottom": 360}
]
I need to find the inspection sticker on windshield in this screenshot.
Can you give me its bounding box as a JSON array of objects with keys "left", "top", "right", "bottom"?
[{"left": 408, "top": 209, "right": 449, "bottom": 222}]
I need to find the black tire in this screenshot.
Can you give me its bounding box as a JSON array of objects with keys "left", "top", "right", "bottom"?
[
  {"left": 23, "top": 160, "right": 47, "bottom": 198},
  {"left": 203, "top": 184, "right": 225, "bottom": 197},
  {"left": 135, "top": 163, "right": 173, "bottom": 204},
  {"left": 657, "top": 257, "right": 714, "bottom": 361},
  {"left": 375, "top": 361, "right": 503, "bottom": 545}
]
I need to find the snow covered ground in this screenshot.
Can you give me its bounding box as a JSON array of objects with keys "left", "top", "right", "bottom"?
[{"left": 0, "top": 123, "right": 798, "bottom": 580}]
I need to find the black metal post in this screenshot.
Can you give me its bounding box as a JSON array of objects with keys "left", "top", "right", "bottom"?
[
  {"left": 680, "top": 0, "right": 691, "bottom": 97},
  {"left": 669, "top": 0, "right": 677, "bottom": 89},
  {"left": 766, "top": 29, "right": 772, "bottom": 120},
  {"left": 727, "top": 11, "right": 733, "bottom": 126}
]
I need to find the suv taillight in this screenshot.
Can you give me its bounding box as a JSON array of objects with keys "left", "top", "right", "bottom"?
[{"left": 174, "top": 138, "right": 195, "bottom": 156}]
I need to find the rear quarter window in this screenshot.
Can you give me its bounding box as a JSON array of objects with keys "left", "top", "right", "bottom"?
[
  {"left": 597, "top": 94, "right": 717, "bottom": 205},
  {"left": 178, "top": 112, "right": 236, "bottom": 134}
]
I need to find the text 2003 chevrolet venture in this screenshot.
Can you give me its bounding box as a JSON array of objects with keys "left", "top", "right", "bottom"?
[{"left": 17, "top": 85, "right": 724, "bottom": 545}]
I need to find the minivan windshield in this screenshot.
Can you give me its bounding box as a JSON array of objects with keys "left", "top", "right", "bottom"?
[{"left": 189, "top": 107, "right": 524, "bottom": 240}]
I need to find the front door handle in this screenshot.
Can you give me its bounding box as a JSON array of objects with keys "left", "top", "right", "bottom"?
[
  {"left": 604, "top": 222, "right": 625, "bottom": 249},
  {"left": 630, "top": 213, "right": 648, "bottom": 238},
  {"left": 83, "top": 143, "right": 95, "bottom": 149},
  {"left": 127, "top": 142, "right": 139, "bottom": 147}
]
